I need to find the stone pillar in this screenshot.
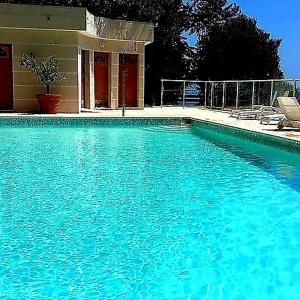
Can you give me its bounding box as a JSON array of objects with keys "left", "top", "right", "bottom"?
[
  {"left": 110, "top": 53, "right": 119, "bottom": 109},
  {"left": 138, "top": 52, "right": 145, "bottom": 108},
  {"left": 89, "top": 50, "right": 95, "bottom": 109},
  {"left": 77, "top": 48, "right": 82, "bottom": 113}
]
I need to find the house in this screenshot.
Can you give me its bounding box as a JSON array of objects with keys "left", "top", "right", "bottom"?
[{"left": 0, "top": 4, "right": 154, "bottom": 113}]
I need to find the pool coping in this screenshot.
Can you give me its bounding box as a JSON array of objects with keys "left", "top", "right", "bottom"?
[{"left": 0, "top": 115, "right": 184, "bottom": 127}]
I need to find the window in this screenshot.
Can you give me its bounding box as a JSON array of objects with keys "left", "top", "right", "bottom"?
[
  {"left": 94, "top": 53, "right": 107, "bottom": 64},
  {"left": 119, "top": 55, "right": 136, "bottom": 64},
  {"left": 0, "top": 46, "right": 9, "bottom": 59}
]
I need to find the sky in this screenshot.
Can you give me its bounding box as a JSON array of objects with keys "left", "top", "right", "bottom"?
[
  {"left": 187, "top": 0, "right": 300, "bottom": 78},
  {"left": 234, "top": 0, "right": 300, "bottom": 78}
]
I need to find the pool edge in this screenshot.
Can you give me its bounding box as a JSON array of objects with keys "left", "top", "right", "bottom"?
[
  {"left": 0, "top": 115, "right": 299, "bottom": 152},
  {"left": 189, "top": 118, "right": 300, "bottom": 152}
]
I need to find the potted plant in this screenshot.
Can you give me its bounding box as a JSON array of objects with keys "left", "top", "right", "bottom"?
[{"left": 20, "top": 54, "right": 66, "bottom": 114}]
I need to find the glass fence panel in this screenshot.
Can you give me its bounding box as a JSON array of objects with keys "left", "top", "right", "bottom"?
[
  {"left": 162, "top": 81, "right": 184, "bottom": 106},
  {"left": 161, "top": 79, "right": 300, "bottom": 108},
  {"left": 224, "top": 82, "right": 237, "bottom": 109},
  {"left": 238, "top": 82, "right": 254, "bottom": 109},
  {"left": 184, "top": 82, "right": 202, "bottom": 106}
]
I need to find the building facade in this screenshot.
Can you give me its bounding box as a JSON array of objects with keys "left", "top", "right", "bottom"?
[{"left": 0, "top": 4, "right": 154, "bottom": 113}]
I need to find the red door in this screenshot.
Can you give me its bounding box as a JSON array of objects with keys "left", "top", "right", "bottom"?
[
  {"left": 0, "top": 44, "right": 13, "bottom": 110},
  {"left": 119, "top": 54, "right": 138, "bottom": 107},
  {"left": 94, "top": 52, "right": 109, "bottom": 108}
]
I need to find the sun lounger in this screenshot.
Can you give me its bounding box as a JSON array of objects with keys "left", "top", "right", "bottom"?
[
  {"left": 260, "top": 114, "right": 286, "bottom": 125},
  {"left": 230, "top": 91, "right": 281, "bottom": 120},
  {"left": 230, "top": 106, "right": 280, "bottom": 120},
  {"left": 277, "top": 97, "right": 300, "bottom": 130}
]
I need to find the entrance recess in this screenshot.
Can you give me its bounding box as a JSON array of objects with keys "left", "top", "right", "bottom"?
[
  {"left": 81, "top": 50, "right": 89, "bottom": 109},
  {"left": 0, "top": 44, "right": 13, "bottom": 110},
  {"left": 119, "top": 54, "right": 138, "bottom": 107},
  {"left": 94, "top": 52, "right": 109, "bottom": 108}
]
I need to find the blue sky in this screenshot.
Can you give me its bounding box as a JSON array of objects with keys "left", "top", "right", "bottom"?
[
  {"left": 187, "top": 0, "right": 300, "bottom": 78},
  {"left": 234, "top": 0, "right": 300, "bottom": 78}
]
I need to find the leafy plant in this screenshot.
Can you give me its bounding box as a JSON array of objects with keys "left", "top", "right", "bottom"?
[{"left": 20, "top": 54, "right": 67, "bottom": 94}]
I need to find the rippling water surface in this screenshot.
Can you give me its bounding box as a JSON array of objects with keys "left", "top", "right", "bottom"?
[{"left": 0, "top": 124, "right": 300, "bottom": 299}]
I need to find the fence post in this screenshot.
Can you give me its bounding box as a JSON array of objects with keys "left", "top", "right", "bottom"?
[
  {"left": 160, "top": 80, "right": 164, "bottom": 108},
  {"left": 222, "top": 82, "right": 226, "bottom": 109},
  {"left": 182, "top": 81, "right": 186, "bottom": 109},
  {"left": 210, "top": 82, "right": 214, "bottom": 108},
  {"left": 236, "top": 82, "right": 239, "bottom": 110},
  {"left": 252, "top": 81, "right": 255, "bottom": 109},
  {"left": 257, "top": 82, "right": 261, "bottom": 105},
  {"left": 293, "top": 79, "right": 296, "bottom": 97},
  {"left": 270, "top": 80, "right": 274, "bottom": 105},
  {"left": 204, "top": 82, "right": 207, "bottom": 109}
]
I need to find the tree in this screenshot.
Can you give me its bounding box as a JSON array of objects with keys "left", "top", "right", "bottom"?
[
  {"left": 188, "top": 0, "right": 240, "bottom": 39},
  {"left": 192, "top": 15, "right": 283, "bottom": 80},
  {"left": 143, "top": 1, "right": 191, "bottom": 105},
  {"left": 19, "top": 54, "right": 66, "bottom": 94}
]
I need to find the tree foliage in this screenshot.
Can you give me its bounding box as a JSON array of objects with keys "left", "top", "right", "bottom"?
[
  {"left": 188, "top": 0, "right": 240, "bottom": 38},
  {"left": 20, "top": 54, "right": 67, "bottom": 93},
  {"left": 192, "top": 15, "right": 283, "bottom": 80}
]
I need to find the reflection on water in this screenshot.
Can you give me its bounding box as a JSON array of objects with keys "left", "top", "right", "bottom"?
[{"left": 192, "top": 126, "right": 300, "bottom": 193}]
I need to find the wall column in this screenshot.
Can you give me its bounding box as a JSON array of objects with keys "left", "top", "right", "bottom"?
[
  {"left": 77, "top": 48, "right": 82, "bottom": 113},
  {"left": 110, "top": 53, "right": 119, "bottom": 109},
  {"left": 89, "top": 50, "right": 95, "bottom": 109},
  {"left": 138, "top": 52, "right": 145, "bottom": 108}
]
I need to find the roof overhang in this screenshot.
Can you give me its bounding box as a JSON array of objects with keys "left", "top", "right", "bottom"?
[{"left": 0, "top": 3, "right": 154, "bottom": 44}]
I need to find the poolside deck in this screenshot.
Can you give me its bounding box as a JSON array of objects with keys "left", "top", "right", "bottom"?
[{"left": 1, "top": 107, "right": 300, "bottom": 142}]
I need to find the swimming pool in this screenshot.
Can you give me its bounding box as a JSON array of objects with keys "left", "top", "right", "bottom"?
[{"left": 0, "top": 120, "right": 300, "bottom": 299}]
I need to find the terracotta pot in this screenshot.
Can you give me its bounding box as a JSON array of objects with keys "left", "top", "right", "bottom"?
[{"left": 36, "top": 94, "right": 61, "bottom": 114}]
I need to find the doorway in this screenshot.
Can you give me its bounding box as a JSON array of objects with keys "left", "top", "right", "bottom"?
[
  {"left": 119, "top": 54, "right": 138, "bottom": 108},
  {"left": 81, "top": 50, "right": 90, "bottom": 109},
  {"left": 94, "top": 52, "right": 109, "bottom": 108},
  {"left": 0, "top": 44, "right": 13, "bottom": 111}
]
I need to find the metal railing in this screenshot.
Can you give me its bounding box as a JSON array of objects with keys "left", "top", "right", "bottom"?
[{"left": 160, "top": 79, "right": 300, "bottom": 109}]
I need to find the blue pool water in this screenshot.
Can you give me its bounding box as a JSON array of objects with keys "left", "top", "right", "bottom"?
[{"left": 0, "top": 123, "right": 300, "bottom": 299}]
